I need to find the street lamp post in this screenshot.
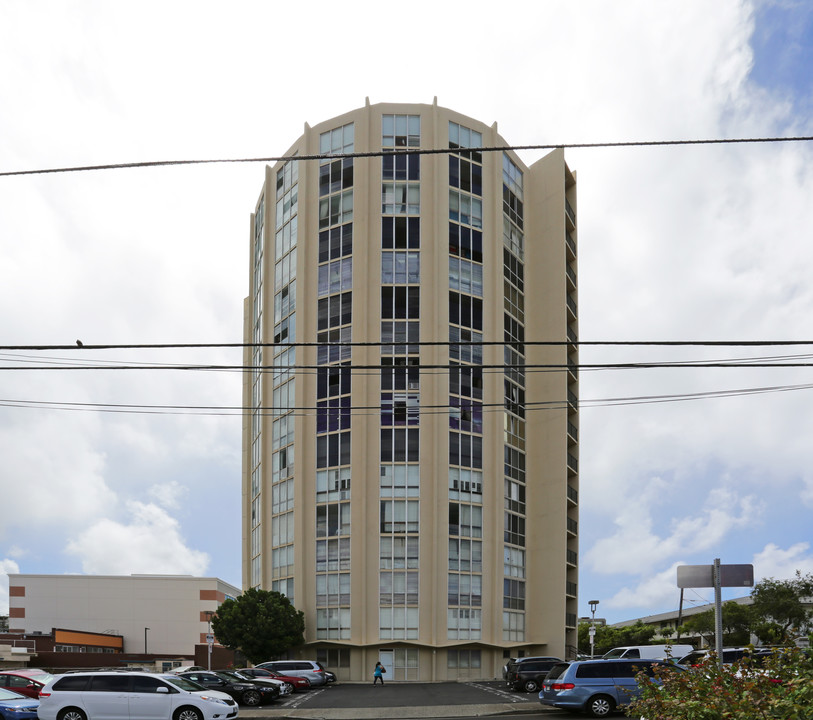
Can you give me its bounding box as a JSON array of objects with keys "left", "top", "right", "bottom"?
[{"left": 588, "top": 600, "right": 600, "bottom": 659}]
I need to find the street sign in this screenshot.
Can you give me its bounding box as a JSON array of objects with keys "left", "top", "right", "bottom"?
[
  {"left": 676, "top": 560, "right": 754, "bottom": 670},
  {"left": 677, "top": 563, "right": 754, "bottom": 588},
  {"left": 206, "top": 633, "right": 214, "bottom": 645}
]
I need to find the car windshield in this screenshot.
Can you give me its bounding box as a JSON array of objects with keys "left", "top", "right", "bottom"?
[
  {"left": 164, "top": 676, "right": 205, "bottom": 692},
  {"left": 0, "top": 688, "right": 28, "bottom": 701},
  {"left": 602, "top": 649, "right": 627, "bottom": 658},
  {"left": 223, "top": 671, "right": 248, "bottom": 681}
]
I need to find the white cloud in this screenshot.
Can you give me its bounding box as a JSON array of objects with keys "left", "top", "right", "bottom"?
[
  {"left": 0, "top": 558, "right": 20, "bottom": 615},
  {"left": 604, "top": 562, "right": 687, "bottom": 612},
  {"left": 753, "top": 542, "right": 813, "bottom": 580},
  {"left": 585, "top": 486, "right": 762, "bottom": 575},
  {"left": 147, "top": 481, "right": 187, "bottom": 510},
  {"left": 65, "top": 501, "right": 209, "bottom": 576}
]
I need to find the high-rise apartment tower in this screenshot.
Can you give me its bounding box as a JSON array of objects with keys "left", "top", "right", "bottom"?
[{"left": 242, "top": 100, "right": 579, "bottom": 681}]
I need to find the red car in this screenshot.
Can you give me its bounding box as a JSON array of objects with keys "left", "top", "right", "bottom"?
[
  {"left": 236, "top": 667, "right": 311, "bottom": 692},
  {"left": 0, "top": 670, "right": 55, "bottom": 699}
]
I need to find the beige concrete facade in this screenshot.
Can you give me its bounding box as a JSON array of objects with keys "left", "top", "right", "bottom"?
[
  {"left": 242, "top": 100, "right": 578, "bottom": 681},
  {"left": 7, "top": 574, "right": 240, "bottom": 656}
]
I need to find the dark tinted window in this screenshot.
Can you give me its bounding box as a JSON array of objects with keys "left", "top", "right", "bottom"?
[
  {"left": 89, "top": 675, "right": 132, "bottom": 692},
  {"left": 53, "top": 676, "right": 90, "bottom": 691},
  {"left": 614, "top": 661, "right": 654, "bottom": 678},
  {"left": 576, "top": 662, "right": 618, "bottom": 679},
  {"left": 132, "top": 676, "right": 168, "bottom": 694},
  {"left": 3, "top": 676, "right": 34, "bottom": 689},
  {"left": 545, "top": 663, "right": 570, "bottom": 681}
]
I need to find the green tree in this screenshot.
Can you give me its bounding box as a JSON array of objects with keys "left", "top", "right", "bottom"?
[
  {"left": 750, "top": 571, "right": 813, "bottom": 644},
  {"left": 683, "top": 602, "right": 753, "bottom": 646},
  {"left": 211, "top": 588, "right": 305, "bottom": 664},
  {"left": 578, "top": 620, "right": 657, "bottom": 656}
]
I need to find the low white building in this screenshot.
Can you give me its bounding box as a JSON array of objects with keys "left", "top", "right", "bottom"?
[{"left": 8, "top": 574, "right": 240, "bottom": 656}]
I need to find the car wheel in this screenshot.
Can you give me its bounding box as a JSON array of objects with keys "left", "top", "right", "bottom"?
[
  {"left": 523, "top": 679, "right": 540, "bottom": 693},
  {"left": 586, "top": 694, "right": 616, "bottom": 718},
  {"left": 58, "top": 708, "right": 87, "bottom": 720},
  {"left": 241, "top": 689, "right": 262, "bottom": 706},
  {"left": 175, "top": 706, "right": 203, "bottom": 720},
  {"left": 283, "top": 682, "right": 294, "bottom": 694}
]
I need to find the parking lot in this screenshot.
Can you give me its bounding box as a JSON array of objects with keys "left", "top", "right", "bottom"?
[{"left": 239, "top": 681, "right": 594, "bottom": 719}]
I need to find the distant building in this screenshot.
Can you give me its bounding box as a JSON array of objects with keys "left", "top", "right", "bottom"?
[
  {"left": 242, "top": 99, "right": 580, "bottom": 681},
  {"left": 609, "top": 596, "right": 754, "bottom": 641},
  {"left": 8, "top": 574, "right": 239, "bottom": 657}
]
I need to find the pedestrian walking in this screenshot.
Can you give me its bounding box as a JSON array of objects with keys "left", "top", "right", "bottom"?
[{"left": 373, "top": 661, "right": 385, "bottom": 685}]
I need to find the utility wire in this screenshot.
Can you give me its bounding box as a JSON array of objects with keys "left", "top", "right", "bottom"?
[
  {"left": 7, "top": 339, "right": 813, "bottom": 351},
  {"left": 2, "top": 136, "right": 812, "bottom": 178},
  {"left": 2, "top": 381, "right": 813, "bottom": 417}
]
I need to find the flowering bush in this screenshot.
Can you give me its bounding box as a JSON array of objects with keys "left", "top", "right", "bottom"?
[{"left": 628, "top": 647, "right": 813, "bottom": 720}]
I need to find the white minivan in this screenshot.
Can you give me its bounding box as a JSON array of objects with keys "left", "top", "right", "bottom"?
[
  {"left": 602, "top": 644, "right": 693, "bottom": 661},
  {"left": 38, "top": 671, "right": 238, "bottom": 720}
]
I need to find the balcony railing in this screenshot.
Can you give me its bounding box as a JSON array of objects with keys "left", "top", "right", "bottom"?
[
  {"left": 567, "top": 517, "right": 578, "bottom": 535},
  {"left": 568, "top": 389, "right": 578, "bottom": 408},
  {"left": 566, "top": 231, "right": 576, "bottom": 257},
  {"left": 566, "top": 294, "right": 577, "bottom": 317},
  {"left": 565, "top": 198, "right": 576, "bottom": 226},
  {"left": 566, "top": 263, "right": 577, "bottom": 286},
  {"left": 567, "top": 325, "right": 577, "bottom": 344},
  {"left": 567, "top": 421, "right": 578, "bottom": 442},
  {"left": 566, "top": 613, "right": 578, "bottom": 629},
  {"left": 567, "top": 549, "right": 578, "bottom": 566},
  {"left": 566, "top": 581, "right": 578, "bottom": 597},
  {"left": 567, "top": 453, "right": 578, "bottom": 473},
  {"left": 567, "top": 484, "right": 578, "bottom": 504}
]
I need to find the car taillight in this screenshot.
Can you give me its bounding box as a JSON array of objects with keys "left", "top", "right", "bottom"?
[
  {"left": 39, "top": 692, "right": 51, "bottom": 698},
  {"left": 551, "top": 683, "right": 575, "bottom": 690}
]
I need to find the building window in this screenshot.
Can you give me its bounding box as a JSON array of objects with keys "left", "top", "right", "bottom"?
[
  {"left": 503, "top": 610, "right": 525, "bottom": 642},
  {"left": 380, "top": 500, "right": 419, "bottom": 533},
  {"left": 448, "top": 648, "right": 481, "bottom": 669},
  {"left": 317, "top": 647, "right": 351, "bottom": 668},
  {"left": 382, "top": 114, "right": 420, "bottom": 148}
]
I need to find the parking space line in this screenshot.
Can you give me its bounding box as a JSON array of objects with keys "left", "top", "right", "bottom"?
[{"left": 465, "top": 682, "right": 530, "bottom": 702}]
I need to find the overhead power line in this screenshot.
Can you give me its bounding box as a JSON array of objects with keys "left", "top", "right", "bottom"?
[
  {"left": 6, "top": 339, "right": 813, "bottom": 351},
  {"left": 1, "top": 135, "right": 812, "bottom": 178},
  {"left": 3, "top": 381, "right": 813, "bottom": 417}
]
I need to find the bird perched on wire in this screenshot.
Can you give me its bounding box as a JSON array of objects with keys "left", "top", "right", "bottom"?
[{"left": 76, "top": 340, "right": 83, "bottom": 347}]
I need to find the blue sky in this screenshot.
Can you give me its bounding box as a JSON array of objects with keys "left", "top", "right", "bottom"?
[{"left": 1, "top": 0, "right": 812, "bottom": 626}]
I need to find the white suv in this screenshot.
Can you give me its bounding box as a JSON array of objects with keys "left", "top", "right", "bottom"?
[{"left": 38, "top": 671, "right": 238, "bottom": 720}]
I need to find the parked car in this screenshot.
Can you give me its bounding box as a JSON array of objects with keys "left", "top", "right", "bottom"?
[
  {"left": 602, "top": 644, "right": 693, "bottom": 661},
  {"left": 0, "top": 688, "right": 39, "bottom": 720},
  {"left": 677, "top": 647, "right": 771, "bottom": 667},
  {"left": 0, "top": 669, "right": 54, "bottom": 700},
  {"left": 256, "top": 660, "right": 329, "bottom": 687},
  {"left": 37, "top": 671, "right": 238, "bottom": 720},
  {"left": 505, "top": 657, "right": 563, "bottom": 692},
  {"left": 235, "top": 668, "right": 310, "bottom": 692},
  {"left": 539, "top": 658, "right": 682, "bottom": 717},
  {"left": 214, "top": 670, "right": 291, "bottom": 697},
  {"left": 177, "top": 671, "right": 279, "bottom": 706},
  {"left": 502, "top": 656, "right": 561, "bottom": 681}
]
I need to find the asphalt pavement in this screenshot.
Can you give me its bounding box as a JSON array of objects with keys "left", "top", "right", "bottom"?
[{"left": 239, "top": 681, "right": 546, "bottom": 719}]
